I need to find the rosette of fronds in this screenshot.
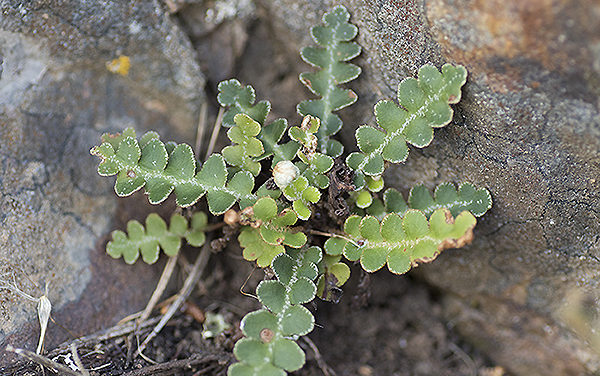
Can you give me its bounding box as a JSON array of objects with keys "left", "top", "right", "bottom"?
[
  {"left": 239, "top": 197, "right": 307, "bottom": 267},
  {"left": 90, "top": 128, "right": 256, "bottom": 213},
  {"left": 228, "top": 247, "right": 322, "bottom": 376},
  {"left": 297, "top": 5, "right": 361, "bottom": 158},
  {"left": 107, "top": 212, "right": 207, "bottom": 264},
  {"left": 324, "top": 209, "right": 476, "bottom": 274},
  {"left": 346, "top": 64, "right": 467, "bottom": 181},
  {"left": 91, "top": 5, "right": 495, "bottom": 376}
]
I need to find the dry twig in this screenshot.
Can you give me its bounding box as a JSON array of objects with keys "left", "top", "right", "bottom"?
[
  {"left": 6, "top": 345, "right": 83, "bottom": 376},
  {"left": 204, "top": 107, "right": 225, "bottom": 160},
  {"left": 135, "top": 243, "right": 212, "bottom": 357},
  {"left": 303, "top": 336, "right": 337, "bottom": 376}
]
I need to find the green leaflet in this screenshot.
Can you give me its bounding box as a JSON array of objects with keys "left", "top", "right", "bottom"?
[
  {"left": 297, "top": 5, "right": 361, "bottom": 158},
  {"left": 329, "top": 209, "right": 476, "bottom": 274},
  {"left": 353, "top": 176, "right": 385, "bottom": 208},
  {"left": 90, "top": 128, "right": 257, "bottom": 213},
  {"left": 229, "top": 247, "right": 322, "bottom": 376},
  {"left": 223, "top": 114, "right": 265, "bottom": 176},
  {"left": 239, "top": 227, "right": 285, "bottom": 268},
  {"left": 107, "top": 212, "right": 207, "bottom": 264},
  {"left": 346, "top": 64, "right": 467, "bottom": 178},
  {"left": 364, "top": 182, "right": 492, "bottom": 219},
  {"left": 239, "top": 197, "right": 307, "bottom": 267}
]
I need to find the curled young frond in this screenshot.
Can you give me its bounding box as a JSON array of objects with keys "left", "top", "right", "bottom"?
[{"left": 289, "top": 115, "right": 335, "bottom": 190}]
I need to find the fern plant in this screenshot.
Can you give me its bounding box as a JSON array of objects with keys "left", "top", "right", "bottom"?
[{"left": 91, "top": 5, "right": 492, "bottom": 375}]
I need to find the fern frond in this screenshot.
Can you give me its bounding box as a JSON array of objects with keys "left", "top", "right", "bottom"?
[
  {"left": 218, "top": 79, "right": 300, "bottom": 166},
  {"left": 346, "top": 64, "right": 467, "bottom": 178},
  {"left": 107, "top": 212, "right": 207, "bottom": 264},
  {"left": 297, "top": 5, "right": 361, "bottom": 158},
  {"left": 239, "top": 197, "right": 307, "bottom": 267},
  {"left": 325, "top": 209, "right": 476, "bottom": 275},
  {"left": 282, "top": 176, "right": 321, "bottom": 220},
  {"left": 407, "top": 182, "right": 492, "bottom": 217},
  {"left": 222, "top": 114, "right": 264, "bottom": 176},
  {"left": 229, "top": 247, "right": 322, "bottom": 376},
  {"left": 90, "top": 128, "right": 256, "bottom": 213},
  {"left": 217, "top": 79, "right": 270, "bottom": 128},
  {"left": 365, "top": 182, "right": 492, "bottom": 219}
]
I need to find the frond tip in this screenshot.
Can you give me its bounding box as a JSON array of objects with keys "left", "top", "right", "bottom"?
[
  {"left": 347, "top": 63, "right": 467, "bottom": 177},
  {"left": 297, "top": 5, "right": 361, "bottom": 158},
  {"left": 365, "top": 182, "right": 493, "bottom": 219}
]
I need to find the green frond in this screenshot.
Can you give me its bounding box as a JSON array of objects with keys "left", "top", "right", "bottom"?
[
  {"left": 223, "top": 114, "right": 265, "bottom": 176},
  {"left": 229, "top": 247, "right": 322, "bottom": 376},
  {"left": 363, "top": 182, "right": 492, "bottom": 219},
  {"left": 218, "top": 79, "right": 300, "bottom": 167},
  {"left": 217, "top": 79, "right": 271, "bottom": 128},
  {"left": 90, "top": 128, "right": 257, "bottom": 213},
  {"left": 328, "top": 209, "right": 476, "bottom": 274},
  {"left": 239, "top": 197, "right": 307, "bottom": 267},
  {"left": 297, "top": 5, "right": 361, "bottom": 158},
  {"left": 408, "top": 182, "right": 492, "bottom": 217},
  {"left": 282, "top": 176, "right": 321, "bottom": 220},
  {"left": 346, "top": 64, "right": 467, "bottom": 178},
  {"left": 107, "top": 212, "right": 207, "bottom": 264}
]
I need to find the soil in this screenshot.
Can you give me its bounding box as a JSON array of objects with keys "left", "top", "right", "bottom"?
[{"left": 2, "top": 246, "right": 505, "bottom": 376}]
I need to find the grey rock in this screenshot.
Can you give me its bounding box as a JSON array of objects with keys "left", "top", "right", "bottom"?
[
  {"left": 258, "top": 0, "right": 600, "bottom": 375},
  {"left": 0, "top": 0, "right": 205, "bottom": 362}
]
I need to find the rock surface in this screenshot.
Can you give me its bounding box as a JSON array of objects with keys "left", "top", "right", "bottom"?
[
  {"left": 0, "top": 0, "right": 205, "bottom": 362},
  {"left": 2, "top": 0, "right": 600, "bottom": 374},
  {"left": 258, "top": 0, "right": 600, "bottom": 375}
]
